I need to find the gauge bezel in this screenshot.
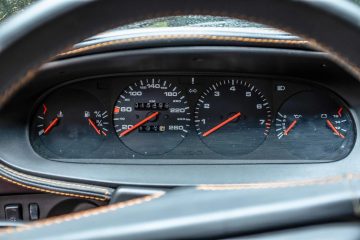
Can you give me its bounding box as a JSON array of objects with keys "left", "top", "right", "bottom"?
[
  {"left": 273, "top": 90, "right": 356, "bottom": 160},
  {"left": 27, "top": 72, "right": 357, "bottom": 163},
  {"left": 29, "top": 87, "right": 111, "bottom": 158},
  {"left": 112, "top": 78, "right": 191, "bottom": 155},
  {"left": 194, "top": 79, "right": 272, "bottom": 156}
]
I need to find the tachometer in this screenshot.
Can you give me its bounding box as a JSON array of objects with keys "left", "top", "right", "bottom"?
[
  {"left": 195, "top": 79, "right": 272, "bottom": 155},
  {"left": 113, "top": 78, "right": 190, "bottom": 155}
]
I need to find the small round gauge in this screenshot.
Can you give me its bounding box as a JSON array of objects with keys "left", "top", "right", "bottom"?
[
  {"left": 31, "top": 88, "right": 109, "bottom": 157},
  {"left": 275, "top": 91, "right": 355, "bottom": 159},
  {"left": 195, "top": 79, "right": 272, "bottom": 155},
  {"left": 113, "top": 79, "right": 190, "bottom": 155}
]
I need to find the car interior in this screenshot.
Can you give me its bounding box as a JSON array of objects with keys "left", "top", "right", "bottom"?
[{"left": 0, "top": 0, "right": 360, "bottom": 239}]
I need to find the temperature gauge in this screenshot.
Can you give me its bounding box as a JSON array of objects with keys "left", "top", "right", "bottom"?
[{"left": 36, "top": 104, "right": 64, "bottom": 137}]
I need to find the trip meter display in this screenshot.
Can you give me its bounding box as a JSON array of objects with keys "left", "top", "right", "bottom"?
[{"left": 113, "top": 78, "right": 190, "bottom": 155}]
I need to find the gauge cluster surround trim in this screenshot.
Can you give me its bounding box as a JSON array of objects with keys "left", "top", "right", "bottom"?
[
  {"left": 0, "top": 46, "right": 360, "bottom": 186},
  {"left": 0, "top": 162, "right": 112, "bottom": 201},
  {"left": 59, "top": 32, "right": 309, "bottom": 59},
  {"left": 29, "top": 73, "right": 356, "bottom": 163}
]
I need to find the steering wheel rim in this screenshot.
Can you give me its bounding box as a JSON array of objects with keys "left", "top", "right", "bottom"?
[
  {"left": 0, "top": 0, "right": 360, "bottom": 239},
  {"left": 0, "top": 0, "right": 360, "bottom": 110}
]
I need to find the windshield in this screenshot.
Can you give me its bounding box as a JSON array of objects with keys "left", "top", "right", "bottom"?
[
  {"left": 89, "top": 15, "right": 290, "bottom": 41},
  {"left": 0, "top": 0, "right": 34, "bottom": 22},
  {"left": 2, "top": 0, "right": 360, "bottom": 24},
  {"left": 117, "top": 16, "right": 265, "bottom": 29}
]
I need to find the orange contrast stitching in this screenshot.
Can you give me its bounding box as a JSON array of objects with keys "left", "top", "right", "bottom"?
[
  {"left": 1, "top": 164, "right": 110, "bottom": 195},
  {"left": 0, "top": 174, "right": 108, "bottom": 202},
  {"left": 59, "top": 34, "right": 308, "bottom": 57},
  {"left": 0, "top": 192, "right": 164, "bottom": 236},
  {"left": 197, "top": 175, "right": 345, "bottom": 191},
  {"left": 0, "top": 174, "right": 358, "bottom": 236}
]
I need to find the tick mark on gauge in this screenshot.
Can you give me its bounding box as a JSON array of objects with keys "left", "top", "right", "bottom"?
[{"left": 42, "top": 104, "right": 47, "bottom": 115}]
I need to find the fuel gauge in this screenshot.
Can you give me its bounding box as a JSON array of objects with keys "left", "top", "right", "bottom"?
[{"left": 85, "top": 110, "right": 109, "bottom": 136}]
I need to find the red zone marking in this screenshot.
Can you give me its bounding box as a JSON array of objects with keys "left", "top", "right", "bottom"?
[{"left": 42, "top": 104, "right": 47, "bottom": 115}]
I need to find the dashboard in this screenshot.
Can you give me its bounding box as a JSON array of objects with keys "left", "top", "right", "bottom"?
[
  {"left": 30, "top": 74, "right": 356, "bottom": 162},
  {"left": 1, "top": 43, "right": 360, "bottom": 186}
]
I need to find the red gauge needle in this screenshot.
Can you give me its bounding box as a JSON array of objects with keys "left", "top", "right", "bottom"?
[
  {"left": 44, "top": 118, "right": 59, "bottom": 135},
  {"left": 88, "top": 118, "right": 101, "bottom": 135},
  {"left": 326, "top": 119, "right": 345, "bottom": 139},
  {"left": 284, "top": 120, "right": 297, "bottom": 136},
  {"left": 120, "top": 112, "right": 159, "bottom": 137},
  {"left": 202, "top": 112, "right": 241, "bottom": 137}
]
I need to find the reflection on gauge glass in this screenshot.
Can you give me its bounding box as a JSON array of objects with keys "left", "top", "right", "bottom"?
[
  {"left": 195, "top": 79, "right": 272, "bottom": 155},
  {"left": 31, "top": 88, "right": 109, "bottom": 157},
  {"left": 113, "top": 79, "right": 190, "bottom": 155},
  {"left": 275, "top": 91, "right": 355, "bottom": 159}
]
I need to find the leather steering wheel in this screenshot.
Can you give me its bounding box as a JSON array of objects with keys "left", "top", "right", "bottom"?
[{"left": 0, "top": 0, "right": 360, "bottom": 239}]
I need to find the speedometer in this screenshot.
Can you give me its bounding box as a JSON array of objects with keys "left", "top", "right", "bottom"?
[{"left": 113, "top": 78, "right": 190, "bottom": 155}]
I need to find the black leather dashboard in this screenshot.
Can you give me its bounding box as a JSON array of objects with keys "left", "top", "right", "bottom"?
[{"left": 0, "top": 44, "right": 359, "bottom": 186}]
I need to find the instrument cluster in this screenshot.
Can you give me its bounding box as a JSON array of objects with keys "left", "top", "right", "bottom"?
[{"left": 30, "top": 75, "right": 356, "bottom": 162}]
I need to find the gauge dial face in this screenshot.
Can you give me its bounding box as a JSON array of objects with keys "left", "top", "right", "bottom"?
[
  {"left": 113, "top": 79, "right": 190, "bottom": 155},
  {"left": 275, "top": 91, "right": 355, "bottom": 159},
  {"left": 31, "top": 89, "right": 109, "bottom": 157},
  {"left": 195, "top": 80, "right": 272, "bottom": 155}
]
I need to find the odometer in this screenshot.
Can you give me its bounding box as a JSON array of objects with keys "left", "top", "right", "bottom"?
[
  {"left": 195, "top": 79, "right": 272, "bottom": 155},
  {"left": 113, "top": 78, "right": 190, "bottom": 155}
]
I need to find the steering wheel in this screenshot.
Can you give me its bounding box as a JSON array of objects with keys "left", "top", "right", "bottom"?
[{"left": 0, "top": 0, "right": 360, "bottom": 239}]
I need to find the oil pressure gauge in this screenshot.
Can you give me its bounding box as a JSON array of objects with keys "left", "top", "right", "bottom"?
[{"left": 275, "top": 91, "right": 355, "bottom": 159}]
